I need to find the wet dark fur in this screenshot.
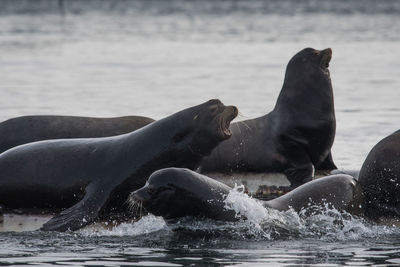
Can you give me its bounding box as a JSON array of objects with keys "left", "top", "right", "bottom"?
[
  {"left": 0, "top": 115, "right": 155, "bottom": 154},
  {"left": 200, "top": 48, "right": 336, "bottom": 188},
  {"left": 0, "top": 100, "right": 237, "bottom": 231},
  {"left": 131, "top": 168, "right": 361, "bottom": 222},
  {"left": 358, "top": 130, "right": 400, "bottom": 220}
]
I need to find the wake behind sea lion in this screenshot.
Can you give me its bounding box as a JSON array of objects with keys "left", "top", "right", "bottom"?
[
  {"left": 0, "top": 100, "right": 238, "bottom": 231},
  {"left": 200, "top": 48, "right": 336, "bottom": 188},
  {"left": 0, "top": 115, "right": 155, "bottom": 154}
]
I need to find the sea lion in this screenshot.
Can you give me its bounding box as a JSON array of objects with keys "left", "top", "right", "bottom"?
[
  {"left": 0, "top": 99, "right": 238, "bottom": 231},
  {"left": 131, "top": 168, "right": 237, "bottom": 221},
  {"left": 358, "top": 129, "right": 400, "bottom": 220},
  {"left": 200, "top": 48, "right": 336, "bottom": 188},
  {"left": 130, "top": 168, "right": 362, "bottom": 221},
  {"left": 264, "top": 174, "right": 363, "bottom": 214},
  {"left": 0, "top": 115, "right": 155, "bottom": 154}
]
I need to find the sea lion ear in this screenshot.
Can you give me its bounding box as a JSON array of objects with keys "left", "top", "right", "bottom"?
[{"left": 193, "top": 114, "right": 199, "bottom": 121}]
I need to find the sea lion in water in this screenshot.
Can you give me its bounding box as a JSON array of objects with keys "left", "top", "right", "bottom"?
[
  {"left": 200, "top": 48, "right": 336, "bottom": 188},
  {"left": 0, "top": 100, "right": 238, "bottom": 231},
  {"left": 133, "top": 128, "right": 400, "bottom": 222},
  {"left": 131, "top": 168, "right": 362, "bottom": 222},
  {"left": 264, "top": 174, "right": 363, "bottom": 214},
  {"left": 131, "top": 168, "right": 237, "bottom": 221},
  {"left": 358, "top": 129, "right": 400, "bottom": 220},
  {"left": 0, "top": 115, "right": 154, "bottom": 154}
]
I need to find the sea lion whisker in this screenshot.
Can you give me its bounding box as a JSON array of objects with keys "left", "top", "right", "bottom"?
[
  {"left": 135, "top": 202, "right": 142, "bottom": 216},
  {"left": 136, "top": 202, "right": 143, "bottom": 216},
  {"left": 132, "top": 202, "right": 138, "bottom": 214},
  {"left": 239, "top": 120, "right": 251, "bottom": 131},
  {"left": 125, "top": 196, "right": 143, "bottom": 216},
  {"left": 135, "top": 202, "right": 141, "bottom": 214},
  {"left": 126, "top": 198, "right": 136, "bottom": 214},
  {"left": 235, "top": 122, "right": 242, "bottom": 134},
  {"left": 237, "top": 111, "right": 248, "bottom": 119}
]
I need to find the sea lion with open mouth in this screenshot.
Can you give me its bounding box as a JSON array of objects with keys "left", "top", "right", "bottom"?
[{"left": 0, "top": 100, "right": 238, "bottom": 231}]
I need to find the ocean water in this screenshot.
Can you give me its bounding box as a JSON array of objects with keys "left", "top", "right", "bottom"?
[{"left": 0, "top": 0, "right": 400, "bottom": 265}]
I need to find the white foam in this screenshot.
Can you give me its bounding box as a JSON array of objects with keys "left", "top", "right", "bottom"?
[
  {"left": 223, "top": 185, "right": 302, "bottom": 239},
  {"left": 222, "top": 185, "right": 398, "bottom": 241},
  {"left": 80, "top": 215, "right": 168, "bottom": 237},
  {"left": 80, "top": 186, "right": 398, "bottom": 240}
]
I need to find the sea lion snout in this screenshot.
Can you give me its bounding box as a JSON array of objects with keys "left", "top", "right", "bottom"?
[
  {"left": 130, "top": 188, "right": 151, "bottom": 203},
  {"left": 320, "top": 48, "right": 332, "bottom": 67},
  {"left": 222, "top": 105, "right": 238, "bottom": 123},
  {"left": 226, "top": 106, "right": 239, "bottom": 119},
  {"left": 320, "top": 48, "right": 332, "bottom": 56},
  {"left": 219, "top": 105, "right": 238, "bottom": 139}
]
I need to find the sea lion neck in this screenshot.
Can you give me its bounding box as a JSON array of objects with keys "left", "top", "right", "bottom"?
[
  {"left": 272, "top": 75, "right": 334, "bottom": 116},
  {"left": 116, "top": 113, "right": 204, "bottom": 178}
]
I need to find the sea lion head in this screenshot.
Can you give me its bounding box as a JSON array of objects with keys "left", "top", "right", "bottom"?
[
  {"left": 130, "top": 168, "right": 202, "bottom": 219},
  {"left": 172, "top": 99, "right": 238, "bottom": 158},
  {"left": 129, "top": 168, "right": 234, "bottom": 220},
  {"left": 284, "top": 47, "right": 332, "bottom": 87}
]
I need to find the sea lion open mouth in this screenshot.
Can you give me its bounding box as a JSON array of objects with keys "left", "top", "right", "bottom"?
[
  {"left": 219, "top": 106, "right": 238, "bottom": 139},
  {"left": 320, "top": 48, "right": 332, "bottom": 69}
]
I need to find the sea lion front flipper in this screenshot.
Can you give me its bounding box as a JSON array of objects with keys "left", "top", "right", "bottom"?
[
  {"left": 315, "top": 152, "right": 337, "bottom": 172},
  {"left": 41, "top": 183, "right": 109, "bottom": 231},
  {"left": 284, "top": 164, "right": 313, "bottom": 189}
]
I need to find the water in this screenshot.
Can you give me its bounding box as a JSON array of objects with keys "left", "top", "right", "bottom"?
[{"left": 1, "top": 0, "right": 400, "bottom": 265}]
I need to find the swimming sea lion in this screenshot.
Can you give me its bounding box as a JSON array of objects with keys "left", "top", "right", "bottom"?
[
  {"left": 200, "top": 48, "right": 336, "bottom": 188},
  {"left": 0, "top": 115, "right": 154, "bottom": 153},
  {"left": 134, "top": 127, "right": 400, "bottom": 222},
  {"left": 131, "top": 168, "right": 237, "bottom": 221},
  {"left": 131, "top": 168, "right": 364, "bottom": 222},
  {"left": 0, "top": 99, "right": 238, "bottom": 231},
  {"left": 264, "top": 174, "right": 363, "bottom": 214}
]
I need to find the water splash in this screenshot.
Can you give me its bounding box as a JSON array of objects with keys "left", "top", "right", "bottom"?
[
  {"left": 297, "top": 204, "right": 396, "bottom": 241},
  {"left": 222, "top": 185, "right": 399, "bottom": 241},
  {"left": 80, "top": 186, "right": 399, "bottom": 241},
  {"left": 223, "top": 184, "right": 303, "bottom": 239},
  {"left": 80, "top": 215, "right": 168, "bottom": 237}
]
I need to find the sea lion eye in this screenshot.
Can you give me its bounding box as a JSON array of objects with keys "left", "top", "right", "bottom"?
[
  {"left": 313, "top": 50, "right": 320, "bottom": 56},
  {"left": 161, "top": 185, "right": 175, "bottom": 193},
  {"left": 209, "top": 105, "right": 219, "bottom": 114},
  {"left": 147, "top": 187, "right": 157, "bottom": 195}
]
